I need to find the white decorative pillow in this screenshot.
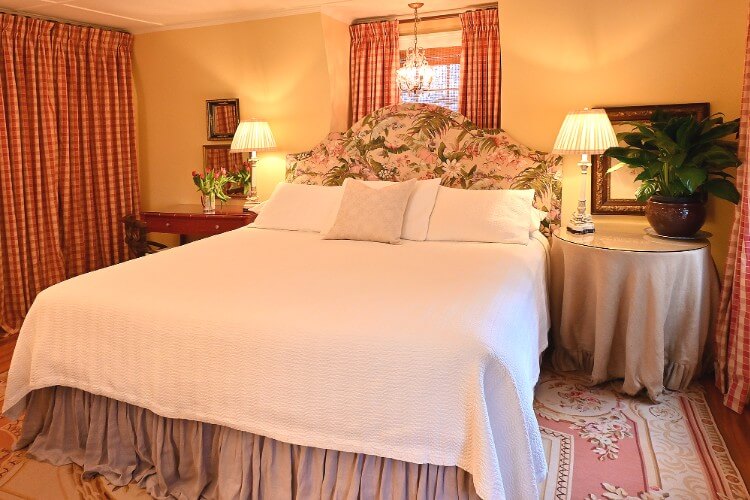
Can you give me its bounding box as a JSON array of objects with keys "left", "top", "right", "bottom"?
[
  {"left": 254, "top": 183, "right": 343, "bottom": 232},
  {"left": 359, "top": 178, "right": 441, "bottom": 240},
  {"left": 323, "top": 179, "right": 417, "bottom": 244},
  {"left": 426, "top": 187, "right": 535, "bottom": 244}
]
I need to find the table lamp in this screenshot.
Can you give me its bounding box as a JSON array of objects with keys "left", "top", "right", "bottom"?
[
  {"left": 552, "top": 108, "right": 618, "bottom": 234},
  {"left": 230, "top": 119, "right": 277, "bottom": 212}
]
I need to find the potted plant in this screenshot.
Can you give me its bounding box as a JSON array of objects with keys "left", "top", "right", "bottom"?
[
  {"left": 192, "top": 168, "right": 230, "bottom": 213},
  {"left": 604, "top": 111, "right": 741, "bottom": 237}
]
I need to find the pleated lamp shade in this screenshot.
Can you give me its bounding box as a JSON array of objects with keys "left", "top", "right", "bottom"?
[
  {"left": 552, "top": 108, "right": 618, "bottom": 155},
  {"left": 230, "top": 120, "right": 277, "bottom": 153}
]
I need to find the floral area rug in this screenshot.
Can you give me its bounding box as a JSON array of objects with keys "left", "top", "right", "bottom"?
[
  {"left": 536, "top": 369, "right": 749, "bottom": 500},
  {"left": 0, "top": 370, "right": 746, "bottom": 499}
]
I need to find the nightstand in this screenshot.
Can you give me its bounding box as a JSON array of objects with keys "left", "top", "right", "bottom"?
[
  {"left": 140, "top": 204, "right": 257, "bottom": 243},
  {"left": 550, "top": 223, "right": 719, "bottom": 400}
]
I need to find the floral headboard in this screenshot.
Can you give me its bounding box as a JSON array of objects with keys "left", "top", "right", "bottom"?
[{"left": 286, "top": 103, "right": 562, "bottom": 236}]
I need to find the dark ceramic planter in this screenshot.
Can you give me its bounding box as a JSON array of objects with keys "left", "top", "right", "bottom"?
[{"left": 645, "top": 195, "right": 706, "bottom": 237}]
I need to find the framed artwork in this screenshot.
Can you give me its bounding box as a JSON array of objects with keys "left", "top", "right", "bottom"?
[
  {"left": 591, "top": 102, "right": 710, "bottom": 215},
  {"left": 202, "top": 144, "right": 246, "bottom": 198},
  {"left": 206, "top": 98, "right": 240, "bottom": 140}
]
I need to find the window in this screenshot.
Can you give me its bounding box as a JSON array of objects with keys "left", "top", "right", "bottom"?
[
  {"left": 399, "top": 46, "right": 461, "bottom": 111},
  {"left": 398, "top": 30, "right": 462, "bottom": 112}
]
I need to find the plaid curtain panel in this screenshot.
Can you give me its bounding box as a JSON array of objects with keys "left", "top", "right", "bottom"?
[
  {"left": 349, "top": 20, "right": 399, "bottom": 125},
  {"left": 715, "top": 11, "right": 750, "bottom": 414},
  {"left": 0, "top": 13, "right": 139, "bottom": 335},
  {"left": 458, "top": 9, "right": 501, "bottom": 129}
]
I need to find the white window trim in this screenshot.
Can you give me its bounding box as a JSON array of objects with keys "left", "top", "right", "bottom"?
[{"left": 398, "top": 30, "right": 461, "bottom": 51}]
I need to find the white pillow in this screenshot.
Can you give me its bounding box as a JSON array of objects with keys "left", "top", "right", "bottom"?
[
  {"left": 426, "top": 187, "right": 535, "bottom": 244},
  {"left": 323, "top": 179, "right": 416, "bottom": 244},
  {"left": 254, "top": 183, "right": 343, "bottom": 232},
  {"left": 356, "top": 178, "right": 441, "bottom": 240}
]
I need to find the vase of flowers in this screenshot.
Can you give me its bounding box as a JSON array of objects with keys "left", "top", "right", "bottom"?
[
  {"left": 192, "top": 168, "right": 230, "bottom": 213},
  {"left": 202, "top": 192, "right": 216, "bottom": 213},
  {"left": 604, "top": 111, "right": 741, "bottom": 237}
]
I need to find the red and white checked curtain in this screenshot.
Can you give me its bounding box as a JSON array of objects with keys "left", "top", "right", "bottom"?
[
  {"left": 715, "top": 12, "right": 750, "bottom": 414},
  {"left": 459, "top": 9, "right": 500, "bottom": 129},
  {"left": 349, "top": 20, "right": 399, "bottom": 124},
  {"left": 0, "top": 13, "right": 139, "bottom": 335}
]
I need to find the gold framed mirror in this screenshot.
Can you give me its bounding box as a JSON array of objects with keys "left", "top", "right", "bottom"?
[
  {"left": 206, "top": 98, "right": 240, "bottom": 141},
  {"left": 591, "top": 102, "right": 710, "bottom": 215}
]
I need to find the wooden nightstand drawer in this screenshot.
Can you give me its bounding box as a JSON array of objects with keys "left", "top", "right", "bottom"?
[
  {"left": 138, "top": 204, "right": 258, "bottom": 237},
  {"left": 143, "top": 215, "right": 251, "bottom": 235}
]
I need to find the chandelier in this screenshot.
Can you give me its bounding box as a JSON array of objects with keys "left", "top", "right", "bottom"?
[{"left": 396, "top": 2, "right": 434, "bottom": 94}]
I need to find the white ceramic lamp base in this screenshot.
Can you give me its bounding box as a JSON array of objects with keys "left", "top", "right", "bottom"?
[
  {"left": 567, "top": 157, "right": 595, "bottom": 234},
  {"left": 243, "top": 186, "right": 259, "bottom": 212},
  {"left": 567, "top": 211, "right": 595, "bottom": 234}
]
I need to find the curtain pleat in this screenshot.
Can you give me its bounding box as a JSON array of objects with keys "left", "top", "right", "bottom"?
[
  {"left": 458, "top": 9, "right": 501, "bottom": 129},
  {"left": 715, "top": 10, "right": 750, "bottom": 414},
  {"left": 0, "top": 13, "right": 139, "bottom": 334},
  {"left": 349, "top": 21, "right": 399, "bottom": 125}
]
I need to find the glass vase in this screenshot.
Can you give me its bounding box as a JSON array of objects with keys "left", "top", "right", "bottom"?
[{"left": 202, "top": 192, "right": 216, "bottom": 213}]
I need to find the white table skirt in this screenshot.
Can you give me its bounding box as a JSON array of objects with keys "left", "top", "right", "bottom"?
[{"left": 550, "top": 232, "right": 719, "bottom": 400}]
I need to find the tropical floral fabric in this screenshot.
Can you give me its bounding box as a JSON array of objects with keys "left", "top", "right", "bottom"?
[{"left": 286, "top": 103, "right": 562, "bottom": 235}]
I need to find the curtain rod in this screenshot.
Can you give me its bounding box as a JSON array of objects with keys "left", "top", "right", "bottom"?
[
  {"left": 352, "top": 3, "right": 496, "bottom": 26},
  {"left": 0, "top": 8, "right": 130, "bottom": 34}
]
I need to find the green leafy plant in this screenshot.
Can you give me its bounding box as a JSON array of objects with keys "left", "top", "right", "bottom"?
[
  {"left": 603, "top": 111, "right": 741, "bottom": 203},
  {"left": 192, "top": 168, "right": 230, "bottom": 201}
]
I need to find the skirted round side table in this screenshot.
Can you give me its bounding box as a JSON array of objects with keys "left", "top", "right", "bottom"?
[{"left": 550, "top": 223, "right": 719, "bottom": 400}]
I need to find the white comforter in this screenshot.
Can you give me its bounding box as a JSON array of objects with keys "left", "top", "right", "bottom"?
[{"left": 5, "top": 227, "right": 550, "bottom": 499}]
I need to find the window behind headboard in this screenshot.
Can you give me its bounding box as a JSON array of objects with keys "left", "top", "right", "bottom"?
[{"left": 398, "top": 31, "right": 461, "bottom": 112}]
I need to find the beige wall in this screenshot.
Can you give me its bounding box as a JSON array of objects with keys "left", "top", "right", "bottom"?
[
  {"left": 499, "top": 0, "right": 748, "bottom": 268},
  {"left": 134, "top": 13, "right": 349, "bottom": 211},
  {"left": 135, "top": 1, "right": 747, "bottom": 267},
  {"left": 321, "top": 14, "right": 351, "bottom": 133}
]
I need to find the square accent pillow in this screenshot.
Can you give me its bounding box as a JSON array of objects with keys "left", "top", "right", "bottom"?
[
  {"left": 359, "top": 178, "right": 441, "bottom": 241},
  {"left": 323, "top": 179, "right": 417, "bottom": 244}
]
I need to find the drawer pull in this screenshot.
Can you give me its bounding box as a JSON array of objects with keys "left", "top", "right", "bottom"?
[
  {"left": 165, "top": 222, "right": 170, "bottom": 227},
  {"left": 215, "top": 224, "right": 220, "bottom": 230}
]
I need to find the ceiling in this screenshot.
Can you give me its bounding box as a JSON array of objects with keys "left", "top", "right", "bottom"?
[{"left": 0, "top": 0, "right": 484, "bottom": 34}]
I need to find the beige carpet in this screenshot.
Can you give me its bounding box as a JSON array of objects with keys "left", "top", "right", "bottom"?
[{"left": 0, "top": 370, "right": 747, "bottom": 499}]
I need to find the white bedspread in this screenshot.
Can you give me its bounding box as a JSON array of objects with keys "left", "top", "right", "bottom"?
[{"left": 5, "top": 227, "right": 550, "bottom": 499}]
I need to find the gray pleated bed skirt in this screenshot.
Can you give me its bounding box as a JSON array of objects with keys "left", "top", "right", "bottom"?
[{"left": 17, "top": 386, "right": 481, "bottom": 500}]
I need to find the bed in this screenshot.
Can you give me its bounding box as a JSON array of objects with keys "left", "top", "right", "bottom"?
[{"left": 4, "top": 103, "right": 562, "bottom": 500}]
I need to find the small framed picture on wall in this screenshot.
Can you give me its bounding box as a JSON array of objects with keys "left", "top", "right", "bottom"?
[
  {"left": 591, "top": 102, "right": 710, "bottom": 215},
  {"left": 206, "top": 98, "right": 240, "bottom": 141}
]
